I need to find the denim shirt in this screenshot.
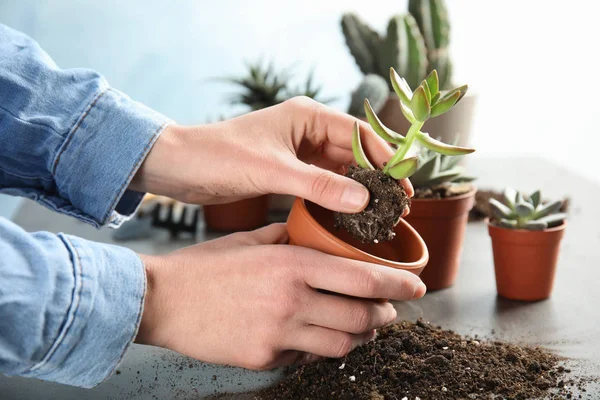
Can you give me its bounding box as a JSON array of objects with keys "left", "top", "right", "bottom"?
[{"left": 0, "top": 24, "right": 171, "bottom": 388}]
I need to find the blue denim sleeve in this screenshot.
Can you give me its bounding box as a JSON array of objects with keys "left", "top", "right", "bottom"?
[
  {"left": 0, "top": 24, "right": 172, "bottom": 228},
  {"left": 0, "top": 217, "right": 146, "bottom": 388}
]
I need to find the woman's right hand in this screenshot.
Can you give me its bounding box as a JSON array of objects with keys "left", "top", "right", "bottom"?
[{"left": 135, "top": 223, "right": 426, "bottom": 370}]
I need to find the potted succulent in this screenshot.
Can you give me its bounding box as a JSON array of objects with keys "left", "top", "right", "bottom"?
[
  {"left": 287, "top": 67, "right": 474, "bottom": 274},
  {"left": 206, "top": 63, "right": 332, "bottom": 232},
  {"left": 488, "top": 189, "right": 567, "bottom": 301},
  {"left": 403, "top": 142, "right": 476, "bottom": 290},
  {"left": 341, "top": 0, "right": 476, "bottom": 147}
]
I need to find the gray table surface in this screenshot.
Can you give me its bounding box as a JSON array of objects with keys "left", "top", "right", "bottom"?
[{"left": 1, "top": 156, "right": 599, "bottom": 399}]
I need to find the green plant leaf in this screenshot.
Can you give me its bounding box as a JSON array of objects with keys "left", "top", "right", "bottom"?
[
  {"left": 533, "top": 200, "right": 563, "bottom": 219},
  {"left": 524, "top": 220, "right": 548, "bottom": 230},
  {"left": 399, "top": 99, "right": 416, "bottom": 123},
  {"left": 364, "top": 99, "right": 406, "bottom": 145},
  {"left": 503, "top": 188, "right": 517, "bottom": 210},
  {"left": 430, "top": 91, "right": 460, "bottom": 118},
  {"left": 409, "top": 153, "right": 440, "bottom": 187},
  {"left": 416, "top": 132, "right": 475, "bottom": 155},
  {"left": 537, "top": 213, "right": 567, "bottom": 228},
  {"left": 352, "top": 121, "right": 375, "bottom": 170},
  {"left": 425, "top": 69, "right": 439, "bottom": 97},
  {"left": 426, "top": 167, "right": 465, "bottom": 186},
  {"left": 515, "top": 201, "right": 535, "bottom": 217},
  {"left": 422, "top": 80, "right": 432, "bottom": 103},
  {"left": 410, "top": 85, "right": 431, "bottom": 122},
  {"left": 454, "top": 84, "right": 469, "bottom": 102},
  {"left": 489, "top": 199, "right": 514, "bottom": 219},
  {"left": 387, "top": 156, "right": 419, "bottom": 180},
  {"left": 390, "top": 67, "right": 412, "bottom": 106},
  {"left": 431, "top": 92, "right": 441, "bottom": 105},
  {"left": 453, "top": 175, "right": 476, "bottom": 183},
  {"left": 530, "top": 190, "right": 541, "bottom": 208},
  {"left": 498, "top": 219, "right": 518, "bottom": 229}
]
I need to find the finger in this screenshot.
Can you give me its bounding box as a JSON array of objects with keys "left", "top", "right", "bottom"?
[
  {"left": 299, "top": 252, "right": 426, "bottom": 301},
  {"left": 281, "top": 162, "right": 370, "bottom": 213},
  {"left": 302, "top": 291, "right": 397, "bottom": 334},
  {"left": 287, "top": 326, "right": 375, "bottom": 359}
]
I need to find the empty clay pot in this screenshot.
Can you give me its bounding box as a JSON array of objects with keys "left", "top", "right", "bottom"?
[
  {"left": 487, "top": 220, "right": 566, "bottom": 301},
  {"left": 287, "top": 198, "right": 429, "bottom": 274},
  {"left": 203, "top": 196, "right": 269, "bottom": 232},
  {"left": 405, "top": 189, "right": 476, "bottom": 291}
]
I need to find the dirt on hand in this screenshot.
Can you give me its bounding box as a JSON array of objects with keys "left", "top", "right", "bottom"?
[
  {"left": 252, "top": 320, "right": 595, "bottom": 400},
  {"left": 334, "top": 166, "right": 409, "bottom": 244}
]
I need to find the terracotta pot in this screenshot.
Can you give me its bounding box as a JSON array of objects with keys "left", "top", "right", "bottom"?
[
  {"left": 487, "top": 220, "right": 566, "bottom": 301},
  {"left": 203, "top": 196, "right": 268, "bottom": 232},
  {"left": 377, "top": 93, "right": 477, "bottom": 148},
  {"left": 405, "top": 189, "right": 476, "bottom": 291},
  {"left": 287, "top": 198, "right": 428, "bottom": 274}
]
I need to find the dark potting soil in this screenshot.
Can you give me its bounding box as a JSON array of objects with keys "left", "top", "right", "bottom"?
[
  {"left": 251, "top": 320, "right": 595, "bottom": 400},
  {"left": 414, "top": 182, "right": 473, "bottom": 200},
  {"left": 334, "top": 166, "right": 409, "bottom": 243}
]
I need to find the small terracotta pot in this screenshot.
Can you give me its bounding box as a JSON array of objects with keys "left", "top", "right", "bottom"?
[
  {"left": 203, "top": 196, "right": 268, "bottom": 232},
  {"left": 287, "top": 198, "right": 429, "bottom": 274},
  {"left": 405, "top": 189, "right": 476, "bottom": 291},
  {"left": 487, "top": 219, "right": 566, "bottom": 301}
]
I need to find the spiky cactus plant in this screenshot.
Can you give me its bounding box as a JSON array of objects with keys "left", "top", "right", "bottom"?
[
  {"left": 341, "top": 0, "right": 452, "bottom": 90},
  {"left": 489, "top": 189, "right": 567, "bottom": 231},
  {"left": 348, "top": 74, "right": 389, "bottom": 118}
]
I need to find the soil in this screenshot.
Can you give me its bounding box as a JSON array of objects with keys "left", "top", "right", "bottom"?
[
  {"left": 469, "top": 189, "right": 570, "bottom": 222},
  {"left": 251, "top": 320, "right": 596, "bottom": 400},
  {"left": 334, "top": 166, "right": 410, "bottom": 243},
  {"left": 414, "top": 182, "right": 473, "bottom": 200}
]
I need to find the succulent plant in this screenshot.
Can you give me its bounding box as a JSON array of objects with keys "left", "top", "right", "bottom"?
[
  {"left": 353, "top": 67, "right": 473, "bottom": 180},
  {"left": 348, "top": 74, "right": 389, "bottom": 118},
  {"left": 489, "top": 189, "right": 567, "bottom": 230},
  {"left": 225, "top": 62, "right": 333, "bottom": 111},
  {"left": 410, "top": 140, "right": 475, "bottom": 188},
  {"left": 341, "top": 0, "right": 452, "bottom": 90}
]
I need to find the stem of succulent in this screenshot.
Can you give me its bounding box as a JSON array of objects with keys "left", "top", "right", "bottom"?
[{"left": 383, "top": 120, "right": 424, "bottom": 173}]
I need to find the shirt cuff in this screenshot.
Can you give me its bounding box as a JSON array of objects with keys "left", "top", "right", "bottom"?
[
  {"left": 20, "top": 234, "right": 146, "bottom": 388},
  {"left": 53, "top": 85, "right": 172, "bottom": 228}
]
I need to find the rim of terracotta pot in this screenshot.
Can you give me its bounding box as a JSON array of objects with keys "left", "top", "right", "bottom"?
[
  {"left": 486, "top": 218, "right": 567, "bottom": 245},
  {"left": 293, "top": 198, "right": 429, "bottom": 271},
  {"left": 409, "top": 187, "right": 477, "bottom": 218}
]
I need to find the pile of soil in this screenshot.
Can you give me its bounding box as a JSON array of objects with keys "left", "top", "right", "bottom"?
[
  {"left": 334, "top": 166, "right": 409, "bottom": 243},
  {"left": 252, "top": 320, "right": 595, "bottom": 400},
  {"left": 414, "top": 182, "right": 473, "bottom": 200}
]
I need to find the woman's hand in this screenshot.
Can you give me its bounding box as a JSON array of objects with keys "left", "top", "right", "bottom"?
[
  {"left": 135, "top": 224, "right": 426, "bottom": 370},
  {"left": 131, "top": 97, "right": 413, "bottom": 214}
]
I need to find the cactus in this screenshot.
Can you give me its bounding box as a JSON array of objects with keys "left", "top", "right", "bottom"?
[
  {"left": 348, "top": 74, "right": 389, "bottom": 118},
  {"left": 489, "top": 189, "right": 567, "bottom": 231},
  {"left": 410, "top": 139, "right": 475, "bottom": 188},
  {"left": 341, "top": 0, "right": 453, "bottom": 91},
  {"left": 408, "top": 0, "right": 452, "bottom": 89}
]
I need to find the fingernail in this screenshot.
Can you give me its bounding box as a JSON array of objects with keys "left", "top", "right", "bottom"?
[
  {"left": 413, "top": 282, "right": 427, "bottom": 299},
  {"left": 341, "top": 184, "right": 369, "bottom": 211}
]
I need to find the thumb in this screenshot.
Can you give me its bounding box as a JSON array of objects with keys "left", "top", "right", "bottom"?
[{"left": 284, "top": 163, "right": 369, "bottom": 213}]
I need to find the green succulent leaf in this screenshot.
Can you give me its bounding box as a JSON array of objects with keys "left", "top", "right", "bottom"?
[
  {"left": 364, "top": 99, "right": 406, "bottom": 145},
  {"left": 416, "top": 132, "right": 475, "bottom": 155},
  {"left": 410, "top": 85, "right": 431, "bottom": 122},
  {"left": 498, "top": 219, "right": 518, "bottom": 229},
  {"left": 426, "top": 167, "right": 465, "bottom": 186},
  {"left": 390, "top": 67, "right": 412, "bottom": 106},
  {"left": 515, "top": 201, "right": 535, "bottom": 217},
  {"left": 421, "top": 80, "right": 432, "bottom": 103},
  {"left": 431, "top": 92, "right": 441, "bottom": 105},
  {"left": 387, "top": 156, "right": 419, "bottom": 180},
  {"left": 430, "top": 90, "right": 460, "bottom": 118},
  {"left": 515, "top": 191, "right": 524, "bottom": 205},
  {"left": 440, "top": 153, "right": 463, "bottom": 170},
  {"left": 530, "top": 190, "right": 541, "bottom": 208},
  {"left": 399, "top": 99, "right": 416, "bottom": 123},
  {"left": 537, "top": 213, "right": 567, "bottom": 228},
  {"left": 503, "top": 188, "right": 517, "bottom": 210},
  {"left": 453, "top": 175, "right": 476, "bottom": 183},
  {"left": 409, "top": 153, "right": 440, "bottom": 187},
  {"left": 455, "top": 84, "right": 469, "bottom": 102},
  {"left": 352, "top": 121, "right": 374, "bottom": 170},
  {"left": 425, "top": 69, "right": 439, "bottom": 98},
  {"left": 524, "top": 220, "right": 548, "bottom": 230},
  {"left": 489, "top": 199, "right": 514, "bottom": 219},
  {"left": 533, "top": 200, "right": 563, "bottom": 219}
]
